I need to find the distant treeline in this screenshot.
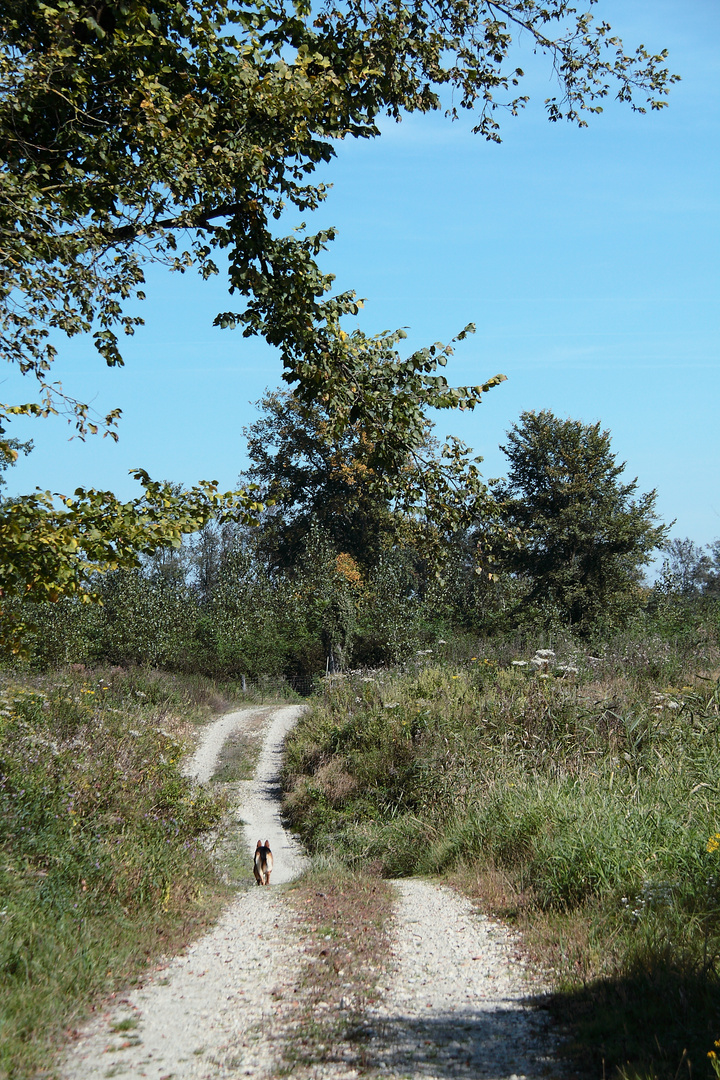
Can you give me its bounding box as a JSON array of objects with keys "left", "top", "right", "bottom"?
[
  {"left": 19, "top": 517, "right": 720, "bottom": 681},
  {"left": 13, "top": 399, "right": 720, "bottom": 677}
]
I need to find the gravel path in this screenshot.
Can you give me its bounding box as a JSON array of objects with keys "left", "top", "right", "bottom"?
[
  {"left": 61, "top": 705, "right": 306, "bottom": 1080},
  {"left": 362, "top": 879, "right": 559, "bottom": 1080},
  {"left": 61, "top": 706, "right": 559, "bottom": 1080},
  {"left": 234, "top": 706, "right": 308, "bottom": 885}
]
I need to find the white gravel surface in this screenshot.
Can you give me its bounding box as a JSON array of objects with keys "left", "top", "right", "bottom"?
[
  {"left": 235, "top": 705, "right": 308, "bottom": 885},
  {"left": 61, "top": 705, "right": 307, "bottom": 1080},
  {"left": 362, "top": 879, "right": 559, "bottom": 1080}
]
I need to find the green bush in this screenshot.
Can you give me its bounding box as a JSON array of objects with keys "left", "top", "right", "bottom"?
[{"left": 283, "top": 651, "right": 720, "bottom": 1076}]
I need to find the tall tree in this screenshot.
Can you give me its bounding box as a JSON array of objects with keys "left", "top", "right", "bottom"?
[
  {"left": 243, "top": 389, "right": 493, "bottom": 573},
  {"left": 659, "top": 538, "right": 713, "bottom": 599},
  {"left": 1, "top": 0, "right": 675, "bottom": 449},
  {"left": 243, "top": 390, "right": 402, "bottom": 568},
  {"left": 658, "top": 537, "right": 720, "bottom": 600},
  {"left": 0, "top": 0, "right": 677, "bottom": 648},
  {"left": 493, "top": 410, "right": 668, "bottom": 631}
]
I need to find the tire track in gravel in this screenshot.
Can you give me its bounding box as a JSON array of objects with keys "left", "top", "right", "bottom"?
[
  {"left": 61, "top": 704, "right": 307, "bottom": 1080},
  {"left": 361, "top": 879, "right": 560, "bottom": 1080}
]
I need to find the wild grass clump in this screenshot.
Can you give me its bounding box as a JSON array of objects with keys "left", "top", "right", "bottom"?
[
  {"left": 0, "top": 667, "right": 229, "bottom": 1079},
  {"left": 282, "top": 862, "right": 393, "bottom": 1076},
  {"left": 282, "top": 646, "right": 720, "bottom": 1078}
]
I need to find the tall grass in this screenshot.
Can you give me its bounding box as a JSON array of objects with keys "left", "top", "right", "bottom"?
[
  {"left": 0, "top": 667, "right": 232, "bottom": 1079},
  {"left": 282, "top": 644, "right": 720, "bottom": 1078}
]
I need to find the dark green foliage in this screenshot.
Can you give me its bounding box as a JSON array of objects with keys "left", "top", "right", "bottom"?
[
  {"left": 14, "top": 393, "right": 717, "bottom": 677},
  {"left": 24, "top": 520, "right": 443, "bottom": 677},
  {"left": 243, "top": 390, "right": 403, "bottom": 570},
  {"left": 242, "top": 388, "right": 498, "bottom": 578},
  {"left": 493, "top": 410, "right": 669, "bottom": 632}
]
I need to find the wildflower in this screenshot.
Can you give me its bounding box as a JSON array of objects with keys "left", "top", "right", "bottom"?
[{"left": 707, "top": 834, "right": 720, "bottom": 854}]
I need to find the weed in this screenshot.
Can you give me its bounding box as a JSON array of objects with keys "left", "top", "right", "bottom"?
[
  {"left": 283, "top": 648, "right": 720, "bottom": 1078},
  {"left": 280, "top": 861, "right": 393, "bottom": 1076},
  {"left": 0, "top": 666, "right": 233, "bottom": 1078},
  {"left": 212, "top": 721, "right": 265, "bottom": 783},
  {"left": 109, "top": 1016, "right": 139, "bottom": 1033}
]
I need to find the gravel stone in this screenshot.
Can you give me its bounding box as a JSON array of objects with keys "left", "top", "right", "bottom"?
[{"left": 362, "top": 879, "right": 560, "bottom": 1080}]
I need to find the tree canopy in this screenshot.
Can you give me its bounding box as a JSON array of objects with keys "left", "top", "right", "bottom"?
[
  {"left": 0, "top": 473, "right": 264, "bottom": 653},
  {"left": 493, "top": 410, "right": 669, "bottom": 631},
  {"left": 0, "top": 0, "right": 677, "bottom": 648},
  {"left": 658, "top": 537, "right": 720, "bottom": 600},
  {"left": 1, "top": 0, "right": 676, "bottom": 452},
  {"left": 243, "top": 388, "right": 495, "bottom": 573}
]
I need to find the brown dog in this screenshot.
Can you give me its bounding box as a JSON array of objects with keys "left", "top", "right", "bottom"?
[{"left": 253, "top": 839, "right": 273, "bottom": 885}]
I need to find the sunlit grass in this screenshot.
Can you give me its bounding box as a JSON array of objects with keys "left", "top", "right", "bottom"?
[
  {"left": 283, "top": 645, "right": 720, "bottom": 1078},
  {"left": 0, "top": 667, "right": 234, "bottom": 1078}
]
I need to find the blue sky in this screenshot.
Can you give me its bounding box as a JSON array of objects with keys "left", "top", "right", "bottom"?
[{"left": 5, "top": 0, "right": 719, "bottom": 550}]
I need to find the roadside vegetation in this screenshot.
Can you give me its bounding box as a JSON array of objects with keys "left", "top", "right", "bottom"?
[
  {"left": 282, "top": 630, "right": 720, "bottom": 1079},
  {"left": 0, "top": 668, "right": 239, "bottom": 1079}
]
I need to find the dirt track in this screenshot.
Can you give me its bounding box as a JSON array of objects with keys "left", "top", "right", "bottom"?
[{"left": 61, "top": 704, "right": 559, "bottom": 1080}]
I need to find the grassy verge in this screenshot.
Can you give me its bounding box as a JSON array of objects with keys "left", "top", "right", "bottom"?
[
  {"left": 282, "top": 640, "right": 720, "bottom": 1079},
  {"left": 212, "top": 711, "right": 269, "bottom": 783},
  {"left": 280, "top": 862, "right": 394, "bottom": 1077},
  {"left": 0, "top": 666, "right": 241, "bottom": 1080}
]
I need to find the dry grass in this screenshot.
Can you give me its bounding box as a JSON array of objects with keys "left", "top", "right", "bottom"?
[
  {"left": 282, "top": 649, "right": 720, "bottom": 1078},
  {"left": 211, "top": 714, "right": 268, "bottom": 783},
  {"left": 278, "top": 864, "right": 394, "bottom": 1076},
  {"left": 312, "top": 759, "right": 360, "bottom": 804}
]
